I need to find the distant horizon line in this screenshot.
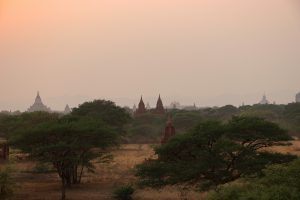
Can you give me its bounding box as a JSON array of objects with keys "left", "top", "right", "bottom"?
[{"left": 1, "top": 90, "right": 299, "bottom": 112}]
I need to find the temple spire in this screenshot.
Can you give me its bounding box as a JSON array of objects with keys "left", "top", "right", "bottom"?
[
  {"left": 155, "top": 94, "right": 165, "bottom": 114},
  {"left": 135, "top": 95, "right": 146, "bottom": 115},
  {"left": 28, "top": 91, "right": 51, "bottom": 112}
]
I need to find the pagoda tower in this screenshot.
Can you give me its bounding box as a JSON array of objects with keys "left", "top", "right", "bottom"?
[
  {"left": 146, "top": 102, "right": 151, "bottom": 110},
  {"left": 64, "top": 104, "right": 71, "bottom": 114},
  {"left": 133, "top": 104, "right": 137, "bottom": 112},
  {"left": 161, "top": 116, "right": 176, "bottom": 144},
  {"left": 27, "top": 91, "right": 51, "bottom": 112},
  {"left": 135, "top": 96, "right": 147, "bottom": 115},
  {"left": 259, "top": 93, "right": 270, "bottom": 105},
  {"left": 155, "top": 94, "right": 165, "bottom": 114},
  {"left": 296, "top": 92, "right": 300, "bottom": 103}
]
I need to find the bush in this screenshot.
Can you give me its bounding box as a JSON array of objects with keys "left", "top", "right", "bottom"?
[
  {"left": 0, "top": 166, "right": 16, "bottom": 199},
  {"left": 32, "top": 162, "right": 54, "bottom": 174},
  {"left": 207, "top": 159, "right": 300, "bottom": 200},
  {"left": 112, "top": 185, "right": 135, "bottom": 200}
]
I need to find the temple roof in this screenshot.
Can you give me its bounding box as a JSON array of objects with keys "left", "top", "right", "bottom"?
[
  {"left": 64, "top": 104, "right": 71, "bottom": 114},
  {"left": 155, "top": 94, "right": 165, "bottom": 114},
  {"left": 259, "top": 94, "right": 270, "bottom": 105},
  {"left": 27, "top": 92, "right": 51, "bottom": 112}
]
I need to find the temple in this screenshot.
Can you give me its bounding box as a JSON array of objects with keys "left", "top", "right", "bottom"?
[
  {"left": 155, "top": 94, "right": 165, "bottom": 114},
  {"left": 27, "top": 92, "right": 51, "bottom": 112},
  {"left": 134, "top": 95, "right": 166, "bottom": 116},
  {"left": 146, "top": 103, "right": 151, "bottom": 110},
  {"left": 64, "top": 104, "right": 71, "bottom": 114},
  {"left": 161, "top": 116, "right": 176, "bottom": 144},
  {"left": 296, "top": 92, "right": 300, "bottom": 103},
  {"left": 258, "top": 94, "right": 270, "bottom": 105},
  {"left": 135, "top": 96, "right": 147, "bottom": 115}
]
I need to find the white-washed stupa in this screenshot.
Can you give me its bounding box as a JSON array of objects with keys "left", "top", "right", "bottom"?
[{"left": 27, "top": 92, "right": 51, "bottom": 112}]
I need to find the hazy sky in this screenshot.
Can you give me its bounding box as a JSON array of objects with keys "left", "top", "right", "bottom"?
[{"left": 1, "top": 0, "right": 300, "bottom": 111}]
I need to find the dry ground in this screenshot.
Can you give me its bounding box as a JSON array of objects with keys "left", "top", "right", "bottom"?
[{"left": 6, "top": 141, "right": 300, "bottom": 200}]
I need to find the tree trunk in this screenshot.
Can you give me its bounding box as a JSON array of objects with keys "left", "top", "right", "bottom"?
[
  {"left": 61, "top": 178, "right": 66, "bottom": 200},
  {"left": 78, "top": 165, "right": 84, "bottom": 184},
  {"left": 72, "top": 165, "right": 78, "bottom": 184}
]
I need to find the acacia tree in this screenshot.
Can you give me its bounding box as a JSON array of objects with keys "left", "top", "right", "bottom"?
[
  {"left": 7, "top": 100, "right": 131, "bottom": 200},
  {"left": 71, "top": 99, "right": 131, "bottom": 132},
  {"left": 10, "top": 116, "right": 118, "bottom": 200},
  {"left": 135, "top": 117, "right": 296, "bottom": 191}
]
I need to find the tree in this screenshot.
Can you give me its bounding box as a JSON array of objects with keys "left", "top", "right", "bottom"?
[
  {"left": 208, "top": 159, "right": 300, "bottom": 200},
  {"left": 127, "top": 113, "right": 166, "bottom": 143},
  {"left": 71, "top": 100, "right": 131, "bottom": 131},
  {"left": 0, "top": 165, "right": 16, "bottom": 200},
  {"left": 9, "top": 115, "right": 121, "bottom": 200},
  {"left": 135, "top": 117, "right": 296, "bottom": 190},
  {"left": 172, "top": 111, "right": 203, "bottom": 133},
  {"left": 0, "top": 112, "right": 59, "bottom": 138}
]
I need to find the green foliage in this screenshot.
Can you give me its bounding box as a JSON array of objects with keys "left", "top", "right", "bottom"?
[
  {"left": 0, "top": 112, "right": 59, "bottom": 138},
  {"left": 32, "top": 163, "right": 55, "bottom": 174},
  {"left": 112, "top": 185, "right": 135, "bottom": 200},
  {"left": 135, "top": 117, "right": 296, "bottom": 190},
  {"left": 207, "top": 159, "right": 300, "bottom": 200},
  {"left": 172, "top": 111, "right": 203, "bottom": 132},
  {"left": 10, "top": 116, "right": 118, "bottom": 185},
  {"left": 3, "top": 100, "right": 131, "bottom": 200},
  {"left": 125, "top": 103, "right": 300, "bottom": 141},
  {"left": 0, "top": 166, "right": 16, "bottom": 200},
  {"left": 71, "top": 100, "right": 131, "bottom": 131},
  {"left": 127, "top": 113, "right": 166, "bottom": 143}
]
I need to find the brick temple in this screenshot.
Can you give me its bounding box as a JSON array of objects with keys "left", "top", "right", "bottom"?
[
  {"left": 134, "top": 95, "right": 166, "bottom": 116},
  {"left": 161, "top": 117, "right": 176, "bottom": 144}
]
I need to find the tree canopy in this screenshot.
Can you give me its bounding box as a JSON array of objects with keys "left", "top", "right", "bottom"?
[
  {"left": 208, "top": 158, "right": 300, "bottom": 200},
  {"left": 71, "top": 100, "right": 131, "bottom": 131},
  {"left": 4, "top": 99, "right": 131, "bottom": 200},
  {"left": 135, "top": 116, "right": 296, "bottom": 190}
]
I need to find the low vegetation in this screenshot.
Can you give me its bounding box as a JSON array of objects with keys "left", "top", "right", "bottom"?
[
  {"left": 208, "top": 158, "right": 300, "bottom": 200},
  {"left": 113, "top": 185, "right": 135, "bottom": 200},
  {"left": 0, "top": 165, "right": 16, "bottom": 200}
]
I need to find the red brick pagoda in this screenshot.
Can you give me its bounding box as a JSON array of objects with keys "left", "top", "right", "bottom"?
[
  {"left": 135, "top": 96, "right": 147, "bottom": 115},
  {"left": 155, "top": 94, "right": 165, "bottom": 114},
  {"left": 161, "top": 116, "right": 176, "bottom": 144}
]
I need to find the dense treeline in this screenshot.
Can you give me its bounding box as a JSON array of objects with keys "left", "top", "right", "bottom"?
[{"left": 127, "top": 103, "right": 300, "bottom": 143}]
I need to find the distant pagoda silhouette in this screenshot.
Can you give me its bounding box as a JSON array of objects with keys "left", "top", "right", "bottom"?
[
  {"left": 135, "top": 96, "right": 147, "bottom": 115},
  {"left": 64, "top": 104, "right": 71, "bottom": 114},
  {"left": 258, "top": 93, "right": 270, "bottom": 105},
  {"left": 154, "top": 94, "right": 165, "bottom": 114},
  {"left": 134, "top": 95, "right": 166, "bottom": 116},
  {"left": 27, "top": 91, "right": 51, "bottom": 112},
  {"left": 296, "top": 92, "right": 300, "bottom": 103}
]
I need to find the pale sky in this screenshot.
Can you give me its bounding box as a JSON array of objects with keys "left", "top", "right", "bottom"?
[{"left": 1, "top": 0, "right": 300, "bottom": 111}]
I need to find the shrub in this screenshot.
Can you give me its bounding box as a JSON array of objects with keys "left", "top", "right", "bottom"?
[
  {"left": 0, "top": 166, "right": 16, "bottom": 199},
  {"left": 32, "top": 162, "right": 54, "bottom": 174},
  {"left": 112, "top": 185, "right": 135, "bottom": 200}
]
